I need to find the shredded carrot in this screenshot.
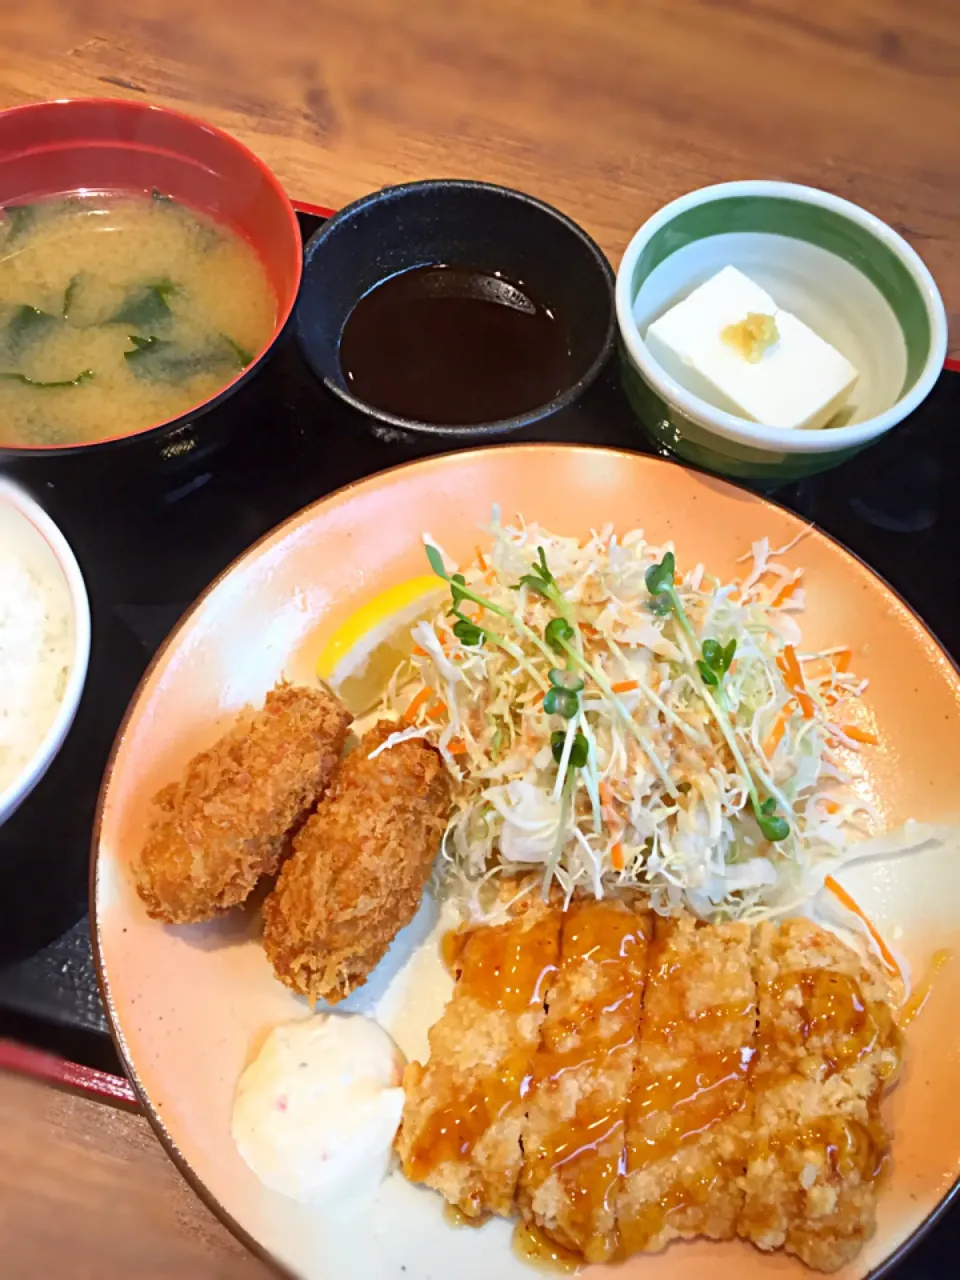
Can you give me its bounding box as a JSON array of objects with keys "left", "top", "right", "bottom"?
[
  {"left": 821, "top": 797, "right": 841, "bottom": 814},
  {"left": 763, "top": 702, "right": 794, "bottom": 757},
  {"left": 426, "top": 700, "right": 448, "bottom": 720},
  {"left": 778, "top": 645, "right": 815, "bottom": 718},
  {"left": 610, "top": 841, "right": 625, "bottom": 871},
  {"left": 834, "top": 648, "right": 852, "bottom": 673},
  {"left": 402, "top": 686, "right": 432, "bottom": 725},
  {"left": 599, "top": 782, "right": 613, "bottom": 810},
  {"left": 771, "top": 577, "right": 801, "bottom": 608},
  {"left": 778, "top": 644, "right": 802, "bottom": 684},
  {"left": 532, "top": 689, "right": 545, "bottom": 705},
  {"left": 611, "top": 680, "right": 639, "bottom": 694},
  {"left": 825, "top": 875, "right": 901, "bottom": 979},
  {"left": 475, "top": 545, "right": 487, "bottom": 571},
  {"left": 447, "top": 737, "right": 468, "bottom": 756},
  {"left": 579, "top": 623, "right": 599, "bottom": 638},
  {"left": 411, "top": 644, "right": 427, "bottom": 658},
  {"left": 796, "top": 690, "right": 816, "bottom": 719},
  {"left": 836, "top": 724, "right": 879, "bottom": 746}
]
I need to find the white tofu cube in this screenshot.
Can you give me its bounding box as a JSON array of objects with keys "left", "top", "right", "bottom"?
[{"left": 644, "top": 265, "right": 859, "bottom": 430}]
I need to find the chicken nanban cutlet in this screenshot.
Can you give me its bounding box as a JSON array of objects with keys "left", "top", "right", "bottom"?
[
  {"left": 739, "top": 918, "right": 902, "bottom": 1272},
  {"left": 262, "top": 721, "right": 452, "bottom": 1005},
  {"left": 134, "top": 682, "right": 352, "bottom": 924},
  {"left": 518, "top": 898, "right": 651, "bottom": 1263},
  {"left": 397, "top": 906, "right": 902, "bottom": 1274},
  {"left": 617, "top": 914, "right": 757, "bottom": 1256},
  {"left": 397, "top": 888, "right": 562, "bottom": 1220}
]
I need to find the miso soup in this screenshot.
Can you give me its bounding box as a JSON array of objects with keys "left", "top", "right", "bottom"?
[{"left": 0, "top": 192, "right": 277, "bottom": 447}]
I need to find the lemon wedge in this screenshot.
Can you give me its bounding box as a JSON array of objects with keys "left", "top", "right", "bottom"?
[{"left": 316, "top": 575, "right": 445, "bottom": 714}]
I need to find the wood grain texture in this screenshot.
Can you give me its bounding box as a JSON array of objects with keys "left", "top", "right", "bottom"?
[
  {"left": 0, "top": 0, "right": 957, "bottom": 351},
  {"left": 0, "top": 3, "right": 958, "bottom": 1275},
  {"left": 0, "top": 1071, "right": 273, "bottom": 1279}
]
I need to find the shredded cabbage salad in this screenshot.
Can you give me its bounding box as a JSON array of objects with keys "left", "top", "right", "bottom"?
[{"left": 372, "top": 510, "right": 882, "bottom": 922}]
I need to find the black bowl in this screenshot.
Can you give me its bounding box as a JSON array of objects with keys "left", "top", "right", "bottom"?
[{"left": 295, "top": 179, "right": 616, "bottom": 439}]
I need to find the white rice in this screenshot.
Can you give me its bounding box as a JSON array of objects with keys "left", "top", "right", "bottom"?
[{"left": 0, "top": 550, "right": 71, "bottom": 794}]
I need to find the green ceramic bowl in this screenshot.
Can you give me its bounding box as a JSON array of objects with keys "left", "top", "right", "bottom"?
[{"left": 616, "top": 181, "right": 948, "bottom": 481}]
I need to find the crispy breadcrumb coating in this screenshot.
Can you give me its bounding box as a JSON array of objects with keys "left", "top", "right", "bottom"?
[
  {"left": 134, "top": 683, "right": 351, "bottom": 924},
  {"left": 262, "top": 721, "right": 452, "bottom": 1004}
]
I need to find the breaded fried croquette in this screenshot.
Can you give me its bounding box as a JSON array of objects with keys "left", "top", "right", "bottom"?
[
  {"left": 618, "top": 914, "right": 757, "bottom": 1256},
  {"left": 519, "top": 899, "right": 651, "bottom": 1263},
  {"left": 738, "top": 918, "right": 902, "bottom": 1273},
  {"left": 134, "top": 683, "right": 352, "bottom": 924},
  {"left": 262, "top": 721, "right": 452, "bottom": 1005},
  {"left": 397, "top": 887, "right": 561, "bottom": 1219}
]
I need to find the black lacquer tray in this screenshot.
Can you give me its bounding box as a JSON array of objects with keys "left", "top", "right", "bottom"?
[{"left": 0, "top": 206, "right": 957, "bottom": 1275}]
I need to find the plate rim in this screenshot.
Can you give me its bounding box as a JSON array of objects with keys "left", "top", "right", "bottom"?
[{"left": 89, "top": 441, "right": 960, "bottom": 1280}]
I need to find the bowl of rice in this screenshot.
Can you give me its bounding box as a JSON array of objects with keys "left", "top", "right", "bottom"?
[{"left": 0, "top": 477, "right": 90, "bottom": 825}]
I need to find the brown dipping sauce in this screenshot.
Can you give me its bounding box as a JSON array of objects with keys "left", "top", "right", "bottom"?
[{"left": 338, "top": 264, "right": 572, "bottom": 425}]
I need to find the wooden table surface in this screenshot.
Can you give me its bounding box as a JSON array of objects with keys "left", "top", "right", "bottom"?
[{"left": 0, "top": 2, "right": 958, "bottom": 1275}]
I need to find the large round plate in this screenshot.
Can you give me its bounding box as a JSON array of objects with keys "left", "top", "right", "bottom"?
[{"left": 93, "top": 445, "right": 960, "bottom": 1280}]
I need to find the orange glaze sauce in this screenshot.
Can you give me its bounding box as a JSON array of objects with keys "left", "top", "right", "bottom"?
[
  {"left": 443, "top": 1203, "right": 491, "bottom": 1229},
  {"left": 625, "top": 934, "right": 756, "bottom": 1173},
  {"left": 741, "top": 1108, "right": 891, "bottom": 1252},
  {"left": 617, "top": 1171, "right": 727, "bottom": 1258},
  {"left": 552, "top": 900, "right": 648, "bottom": 1028},
  {"left": 404, "top": 910, "right": 559, "bottom": 1185},
  {"left": 527, "top": 1099, "right": 627, "bottom": 1256},
  {"left": 618, "top": 924, "right": 757, "bottom": 1254},
  {"left": 742, "top": 962, "right": 899, "bottom": 1238},
  {"left": 899, "top": 949, "right": 952, "bottom": 1028},
  {"left": 404, "top": 1048, "right": 534, "bottom": 1182},
  {"left": 772, "top": 1113, "right": 890, "bottom": 1182},
  {"left": 447, "top": 913, "right": 559, "bottom": 1013},
  {"left": 625, "top": 1047, "right": 754, "bottom": 1170},
  {"left": 512, "top": 1221, "right": 581, "bottom": 1272},
  {"left": 522, "top": 902, "right": 650, "bottom": 1262},
  {"left": 761, "top": 968, "right": 900, "bottom": 1081}
]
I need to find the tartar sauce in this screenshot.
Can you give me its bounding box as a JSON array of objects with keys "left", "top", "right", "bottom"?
[{"left": 232, "top": 1013, "right": 405, "bottom": 1202}]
